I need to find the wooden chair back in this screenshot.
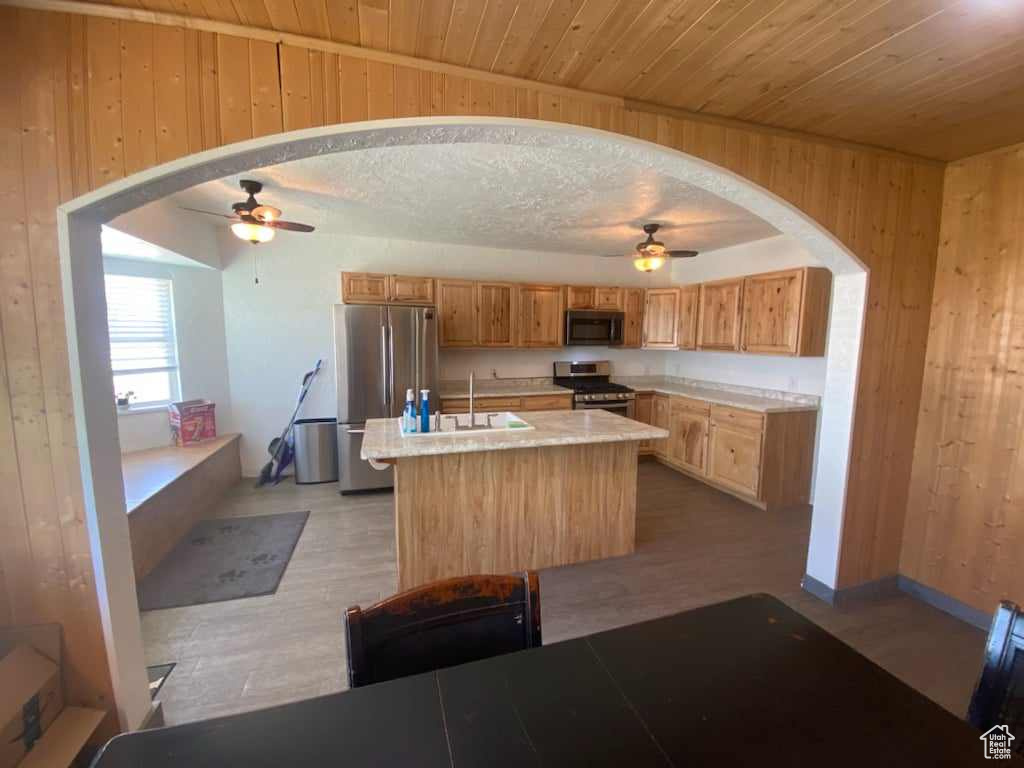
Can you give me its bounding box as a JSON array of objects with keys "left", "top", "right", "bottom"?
[
  {"left": 344, "top": 571, "right": 541, "bottom": 688},
  {"left": 969, "top": 600, "right": 1024, "bottom": 750}
]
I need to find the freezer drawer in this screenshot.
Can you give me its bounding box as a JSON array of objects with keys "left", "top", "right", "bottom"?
[{"left": 338, "top": 423, "right": 392, "bottom": 493}]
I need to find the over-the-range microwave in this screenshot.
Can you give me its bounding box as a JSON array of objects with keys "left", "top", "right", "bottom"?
[{"left": 564, "top": 310, "right": 624, "bottom": 346}]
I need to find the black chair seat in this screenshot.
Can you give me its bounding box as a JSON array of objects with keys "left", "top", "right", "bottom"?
[{"left": 344, "top": 571, "right": 541, "bottom": 688}]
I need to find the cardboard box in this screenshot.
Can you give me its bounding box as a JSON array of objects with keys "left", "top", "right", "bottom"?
[
  {"left": 169, "top": 399, "right": 217, "bottom": 446},
  {"left": 0, "top": 625, "right": 106, "bottom": 768},
  {"left": 0, "top": 642, "right": 63, "bottom": 768}
]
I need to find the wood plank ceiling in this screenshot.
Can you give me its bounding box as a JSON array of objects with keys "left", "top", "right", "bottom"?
[{"left": 68, "top": 0, "right": 1024, "bottom": 160}]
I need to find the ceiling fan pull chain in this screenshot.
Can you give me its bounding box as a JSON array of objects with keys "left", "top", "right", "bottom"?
[{"left": 253, "top": 250, "right": 260, "bottom": 285}]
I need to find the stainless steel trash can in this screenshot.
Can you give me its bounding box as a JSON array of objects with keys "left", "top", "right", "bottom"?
[{"left": 292, "top": 418, "right": 339, "bottom": 484}]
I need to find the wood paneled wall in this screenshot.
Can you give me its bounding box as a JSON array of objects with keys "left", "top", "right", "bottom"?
[
  {"left": 0, "top": 5, "right": 943, "bottom": 723},
  {"left": 903, "top": 142, "right": 1024, "bottom": 614}
]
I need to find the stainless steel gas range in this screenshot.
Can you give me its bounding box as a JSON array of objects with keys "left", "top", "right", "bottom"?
[{"left": 552, "top": 360, "right": 635, "bottom": 419}]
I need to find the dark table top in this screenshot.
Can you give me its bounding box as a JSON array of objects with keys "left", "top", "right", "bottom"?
[{"left": 93, "top": 594, "right": 1003, "bottom": 766}]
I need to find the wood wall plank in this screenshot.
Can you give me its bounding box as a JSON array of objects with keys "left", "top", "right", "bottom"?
[
  {"left": 153, "top": 25, "right": 191, "bottom": 163},
  {"left": 85, "top": 16, "right": 125, "bottom": 187},
  {"left": 119, "top": 21, "right": 157, "bottom": 175},
  {"left": 216, "top": 34, "right": 253, "bottom": 143},
  {"left": 248, "top": 39, "right": 282, "bottom": 137},
  {"left": 903, "top": 142, "right": 1024, "bottom": 613},
  {"left": 280, "top": 44, "right": 312, "bottom": 131}
]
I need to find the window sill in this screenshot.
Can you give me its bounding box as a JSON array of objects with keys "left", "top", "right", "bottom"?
[{"left": 116, "top": 404, "right": 169, "bottom": 416}]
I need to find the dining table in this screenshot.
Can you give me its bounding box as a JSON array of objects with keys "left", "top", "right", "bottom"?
[{"left": 91, "top": 593, "right": 1003, "bottom": 766}]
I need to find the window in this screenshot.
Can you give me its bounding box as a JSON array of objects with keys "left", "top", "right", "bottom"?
[{"left": 105, "top": 274, "right": 181, "bottom": 407}]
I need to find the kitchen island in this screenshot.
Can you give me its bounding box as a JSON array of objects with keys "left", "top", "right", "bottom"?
[{"left": 362, "top": 409, "right": 667, "bottom": 590}]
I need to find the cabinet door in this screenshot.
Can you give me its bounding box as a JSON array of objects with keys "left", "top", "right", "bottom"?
[
  {"left": 677, "top": 284, "right": 699, "bottom": 350},
  {"left": 566, "top": 286, "right": 595, "bottom": 309},
  {"left": 634, "top": 393, "right": 653, "bottom": 451},
  {"left": 698, "top": 279, "right": 743, "bottom": 350},
  {"left": 594, "top": 287, "right": 624, "bottom": 310},
  {"left": 669, "top": 400, "right": 709, "bottom": 475},
  {"left": 388, "top": 275, "right": 435, "bottom": 305},
  {"left": 519, "top": 285, "right": 564, "bottom": 347},
  {"left": 341, "top": 272, "right": 388, "bottom": 304},
  {"left": 740, "top": 269, "right": 803, "bottom": 354},
  {"left": 437, "top": 279, "right": 478, "bottom": 347},
  {"left": 622, "top": 288, "right": 645, "bottom": 348},
  {"left": 651, "top": 394, "right": 670, "bottom": 457},
  {"left": 477, "top": 282, "right": 517, "bottom": 347},
  {"left": 519, "top": 394, "right": 573, "bottom": 411},
  {"left": 643, "top": 289, "right": 680, "bottom": 349},
  {"left": 708, "top": 424, "right": 762, "bottom": 497}
]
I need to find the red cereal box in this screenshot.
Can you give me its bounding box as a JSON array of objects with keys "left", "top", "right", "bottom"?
[{"left": 168, "top": 400, "right": 217, "bottom": 446}]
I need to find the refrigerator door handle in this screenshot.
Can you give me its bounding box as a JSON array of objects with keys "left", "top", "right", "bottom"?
[
  {"left": 380, "top": 324, "right": 390, "bottom": 413},
  {"left": 388, "top": 320, "right": 396, "bottom": 412}
]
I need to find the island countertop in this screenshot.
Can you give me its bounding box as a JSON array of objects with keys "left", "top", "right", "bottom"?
[{"left": 361, "top": 409, "right": 668, "bottom": 461}]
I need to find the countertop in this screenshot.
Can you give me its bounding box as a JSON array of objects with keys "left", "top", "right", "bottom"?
[
  {"left": 613, "top": 376, "right": 819, "bottom": 413},
  {"left": 361, "top": 409, "right": 667, "bottom": 460},
  {"left": 439, "top": 379, "right": 571, "bottom": 399}
]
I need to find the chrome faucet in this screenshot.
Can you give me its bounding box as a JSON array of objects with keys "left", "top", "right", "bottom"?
[{"left": 469, "top": 371, "right": 475, "bottom": 427}]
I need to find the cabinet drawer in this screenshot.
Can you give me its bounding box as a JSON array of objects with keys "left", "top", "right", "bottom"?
[
  {"left": 519, "top": 394, "right": 572, "bottom": 411},
  {"left": 671, "top": 395, "right": 710, "bottom": 414},
  {"left": 710, "top": 405, "right": 764, "bottom": 434},
  {"left": 441, "top": 396, "right": 522, "bottom": 413}
]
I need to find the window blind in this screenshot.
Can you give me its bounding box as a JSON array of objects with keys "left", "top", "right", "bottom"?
[{"left": 105, "top": 275, "right": 180, "bottom": 405}]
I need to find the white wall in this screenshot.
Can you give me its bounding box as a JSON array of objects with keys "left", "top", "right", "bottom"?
[
  {"left": 105, "top": 257, "right": 232, "bottom": 452},
  {"left": 220, "top": 231, "right": 674, "bottom": 475},
  {"left": 110, "top": 199, "right": 223, "bottom": 268},
  {"left": 667, "top": 235, "right": 828, "bottom": 396}
]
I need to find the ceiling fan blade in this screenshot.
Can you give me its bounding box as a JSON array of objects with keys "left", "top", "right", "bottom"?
[
  {"left": 180, "top": 206, "right": 239, "bottom": 220},
  {"left": 667, "top": 250, "right": 699, "bottom": 258},
  {"left": 266, "top": 220, "right": 315, "bottom": 232},
  {"left": 599, "top": 254, "right": 630, "bottom": 258}
]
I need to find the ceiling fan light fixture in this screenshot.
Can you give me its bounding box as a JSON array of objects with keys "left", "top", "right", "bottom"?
[
  {"left": 633, "top": 255, "right": 666, "bottom": 272},
  {"left": 251, "top": 204, "right": 282, "bottom": 222},
  {"left": 231, "top": 221, "right": 275, "bottom": 244}
]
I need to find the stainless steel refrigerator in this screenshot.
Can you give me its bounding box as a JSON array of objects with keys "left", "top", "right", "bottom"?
[{"left": 333, "top": 304, "right": 439, "bottom": 492}]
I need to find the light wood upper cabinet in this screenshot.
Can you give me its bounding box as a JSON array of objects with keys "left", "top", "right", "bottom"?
[
  {"left": 643, "top": 289, "right": 680, "bottom": 349},
  {"left": 518, "top": 284, "right": 564, "bottom": 347},
  {"left": 677, "top": 284, "right": 699, "bottom": 350},
  {"left": 669, "top": 398, "right": 709, "bottom": 476},
  {"left": 341, "top": 271, "right": 434, "bottom": 305},
  {"left": 594, "top": 287, "right": 624, "bottom": 310},
  {"left": 741, "top": 267, "right": 831, "bottom": 356},
  {"left": 341, "top": 272, "right": 389, "bottom": 304},
  {"left": 566, "top": 286, "right": 595, "bottom": 309},
  {"left": 623, "top": 288, "right": 645, "bottom": 348},
  {"left": 697, "top": 278, "right": 743, "bottom": 351},
  {"left": 437, "top": 279, "right": 478, "bottom": 347},
  {"left": 476, "top": 282, "right": 517, "bottom": 347},
  {"left": 388, "top": 274, "right": 435, "bottom": 305}
]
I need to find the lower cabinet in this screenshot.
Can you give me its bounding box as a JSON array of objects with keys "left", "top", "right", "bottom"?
[
  {"left": 440, "top": 394, "right": 572, "bottom": 413},
  {"left": 651, "top": 394, "right": 670, "bottom": 457},
  {"left": 636, "top": 393, "right": 815, "bottom": 510},
  {"left": 707, "top": 422, "right": 762, "bottom": 497},
  {"left": 668, "top": 399, "right": 709, "bottom": 476}
]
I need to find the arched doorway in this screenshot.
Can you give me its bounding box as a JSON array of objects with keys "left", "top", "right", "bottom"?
[{"left": 59, "top": 117, "right": 867, "bottom": 729}]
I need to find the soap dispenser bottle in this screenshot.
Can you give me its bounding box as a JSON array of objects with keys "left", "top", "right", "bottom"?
[
  {"left": 420, "top": 389, "right": 431, "bottom": 433},
  {"left": 403, "top": 388, "right": 416, "bottom": 433}
]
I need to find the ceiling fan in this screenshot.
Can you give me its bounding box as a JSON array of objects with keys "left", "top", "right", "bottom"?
[
  {"left": 181, "top": 179, "right": 315, "bottom": 244},
  {"left": 602, "top": 223, "right": 698, "bottom": 272}
]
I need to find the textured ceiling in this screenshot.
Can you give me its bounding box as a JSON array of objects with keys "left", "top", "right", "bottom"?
[{"left": 170, "top": 143, "right": 778, "bottom": 256}]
